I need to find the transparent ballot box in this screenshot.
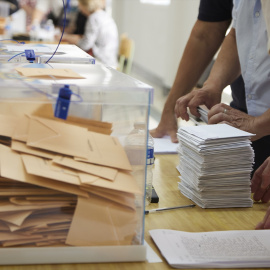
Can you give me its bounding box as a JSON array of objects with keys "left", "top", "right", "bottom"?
[
  {"left": 0, "top": 62, "right": 153, "bottom": 264},
  {"left": 0, "top": 43, "right": 95, "bottom": 64}
]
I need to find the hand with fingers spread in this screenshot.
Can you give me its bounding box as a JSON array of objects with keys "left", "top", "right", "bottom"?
[
  {"left": 251, "top": 156, "right": 270, "bottom": 203},
  {"left": 174, "top": 85, "right": 222, "bottom": 122},
  {"left": 207, "top": 103, "right": 261, "bottom": 141},
  {"left": 150, "top": 111, "right": 179, "bottom": 143},
  {"left": 255, "top": 206, "right": 270, "bottom": 229}
]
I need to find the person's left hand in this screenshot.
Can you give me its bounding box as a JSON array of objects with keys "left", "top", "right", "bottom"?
[
  {"left": 251, "top": 156, "right": 270, "bottom": 203},
  {"left": 208, "top": 103, "right": 260, "bottom": 141},
  {"left": 255, "top": 206, "right": 270, "bottom": 229}
]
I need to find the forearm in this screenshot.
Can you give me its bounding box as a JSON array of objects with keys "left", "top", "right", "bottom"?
[
  {"left": 203, "top": 27, "right": 241, "bottom": 92},
  {"left": 20, "top": 5, "right": 34, "bottom": 16},
  {"left": 254, "top": 109, "right": 270, "bottom": 139},
  {"left": 31, "top": 9, "right": 46, "bottom": 25},
  {"left": 163, "top": 20, "right": 231, "bottom": 115}
]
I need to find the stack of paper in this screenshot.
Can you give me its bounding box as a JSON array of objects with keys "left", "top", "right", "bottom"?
[
  {"left": 0, "top": 103, "right": 142, "bottom": 247},
  {"left": 177, "top": 124, "right": 254, "bottom": 208},
  {"left": 197, "top": 105, "right": 208, "bottom": 123},
  {"left": 150, "top": 229, "right": 270, "bottom": 268}
]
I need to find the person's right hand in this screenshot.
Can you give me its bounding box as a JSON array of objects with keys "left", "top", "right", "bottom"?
[
  {"left": 255, "top": 206, "right": 270, "bottom": 229},
  {"left": 251, "top": 156, "right": 270, "bottom": 203},
  {"left": 150, "top": 110, "right": 178, "bottom": 143},
  {"left": 174, "top": 86, "right": 222, "bottom": 121}
]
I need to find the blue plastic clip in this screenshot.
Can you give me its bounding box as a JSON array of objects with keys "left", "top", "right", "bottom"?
[
  {"left": 54, "top": 85, "right": 72, "bottom": 120},
  {"left": 25, "top": 49, "right": 36, "bottom": 62}
]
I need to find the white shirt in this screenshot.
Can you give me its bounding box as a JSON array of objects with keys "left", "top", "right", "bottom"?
[
  {"left": 232, "top": 0, "right": 270, "bottom": 117},
  {"left": 78, "top": 9, "right": 119, "bottom": 68}
]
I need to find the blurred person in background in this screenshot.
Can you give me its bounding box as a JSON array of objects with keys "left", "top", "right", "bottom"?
[
  {"left": 60, "top": 0, "right": 118, "bottom": 68},
  {"left": 28, "top": 0, "right": 78, "bottom": 32},
  {"left": 19, "top": 0, "right": 36, "bottom": 29},
  {"left": 2, "top": 0, "right": 19, "bottom": 15}
]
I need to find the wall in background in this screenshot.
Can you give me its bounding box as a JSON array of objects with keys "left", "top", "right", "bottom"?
[{"left": 112, "top": 0, "right": 200, "bottom": 88}]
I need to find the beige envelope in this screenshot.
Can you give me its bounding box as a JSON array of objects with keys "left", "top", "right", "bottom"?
[
  {"left": 88, "top": 188, "right": 136, "bottom": 210},
  {"left": 9, "top": 197, "right": 76, "bottom": 207},
  {"left": 0, "top": 221, "right": 9, "bottom": 231},
  {"left": 75, "top": 131, "right": 132, "bottom": 171},
  {"left": 79, "top": 170, "right": 143, "bottom": 195},
  {"left": 53, "top": 155, "right": 118, "bottom": 181},
  {"left": 8, "top": 212, "right": 72, "bottom": 232},
  {"left": 16, "top": 67, "right": 85, "bottom": 79},
  {"left": 12, "top": 140, "right": 55, "bottom": 159},
  {"left": 26, "top": 196, "right": 77, "bottom": 202},
  {"left": 66, "top": 195, "right": 137, "bottom": 246},
  {"left": 12, "top": 114, "right": 31, "bottom": 142},
  {"left": 0, "top": 210, "right": 32, "bottom": 226},
  {"left": 0, "top": 231, "right": 42, "bottom": 242},
  {"left": 26, "top": 116, "right": 89, "bottom": 158},
  {"left": 22, "top": 154, "right": 81, "bottom": 186},
  {"left": 0, "top": 188, "right": 65, "bottom": 196},
  {"left": 0, "top": 114, "right": 19, "bottom": 137},
  {"left": 0, "top": 145, "right": 89, "bottom": 198},
  {"left": 64, "top": 116, "right": 112, "bottom": 135},
  {"left": 0, "top": 101, "right": 54, "bottom": 119},
  {"left": 0, "top": 200, "right": 72, "bottom": 213}
]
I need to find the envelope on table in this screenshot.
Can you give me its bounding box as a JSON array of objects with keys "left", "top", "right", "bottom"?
[
  {"left": 21, "top": 154, "right": 81, "bottom": 186},
  {"left": 66, "top": 195, "right": 137, "bottom": 246},
  {"left": 52, "top": 155, "right": 118, "bottom": 181},
  {"left": 75, "top": 131, "right": 132, "bottom": 171},
  {"left": 26, "top": 116, "right": 89, "bottom": 159},
  {"left": 0, "top": 144, "right": 88, "bottom": 198}
]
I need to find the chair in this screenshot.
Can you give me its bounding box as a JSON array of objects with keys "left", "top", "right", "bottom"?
[{"left": 117, "top": 34, "right": 135, "bottom": 75}]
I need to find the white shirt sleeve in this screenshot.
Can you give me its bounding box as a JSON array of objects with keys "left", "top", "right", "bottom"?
[
  {"left": 261, "top": 0, "right": 270, "bottom": 54},
  {"left": 78, "top": 14, "right": 98, "bottom": 51},
  {"left": 231, "top": 0, "right": 237, "bottom": 29}
]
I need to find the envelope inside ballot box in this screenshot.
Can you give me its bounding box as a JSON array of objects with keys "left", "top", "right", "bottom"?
[{"left": 0, "top": 102, "right": 141, "bottom": 248}]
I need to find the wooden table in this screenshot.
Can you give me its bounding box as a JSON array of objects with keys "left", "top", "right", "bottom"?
[{"left": 0, "top": 154, "right": 268, "bottom": 270}]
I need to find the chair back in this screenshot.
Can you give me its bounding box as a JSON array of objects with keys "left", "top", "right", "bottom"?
[{"left": 117, "top": 34, "right": 135, "bottom": 74}]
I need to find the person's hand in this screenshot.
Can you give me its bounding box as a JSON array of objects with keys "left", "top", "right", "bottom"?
[
  {"left": 251, "top": 156, "right": 270, "bottom": 203},
  {"left": 255, "top": 206, "right": 270, "bottom": 229},
  {"left": 174, "top": 86, "right": 222, "bottom": 121},
  {"left": 150, "top": 111, "right": 178, "bottom": 143},
  {"left": 207, "top": 103, "right": 260, "bottom": 141}
]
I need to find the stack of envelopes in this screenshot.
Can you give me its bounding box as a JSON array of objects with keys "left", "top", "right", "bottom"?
[
  {"left": 177, "top": 124, "right": 255, "bottom": 208},
  {"left": 0, "top": 109, "right": 142, "bottom": 247}
]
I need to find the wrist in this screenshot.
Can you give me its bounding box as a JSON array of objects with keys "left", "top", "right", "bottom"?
[
  {"left": 253, "top": 115, "right": 270, "bottom": 139},
  {"left": 202, "top": 78, "right": 226, "bottom": 93}
]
